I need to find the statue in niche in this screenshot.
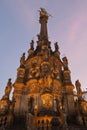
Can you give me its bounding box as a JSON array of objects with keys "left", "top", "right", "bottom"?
[
  {"left": 28, "top": 97, "right": 34, "bottom": 113},
  {"left": 52, "top": 67, "right": 60, "bottom": 80},
  {"left": 54, "top": 97, "right": 57, "bottom": 112},
  {"left": 53, "top": 97, "right": 62, "bottom": 116},
  {"left": 41, "top": 62, "right": 50, "bottom": 75},
  {"left": 45, "top": 75, "right": 52, "bottom": 89},
  {"left": 2, "top": 78, "right": 12, "bottom": 100},
  {"left": 62, "top": 56, "right": 68, "bottom": 70},
  {"left": 52, "top": 62, "right": 60, "bottom": 79},
  {"left": 29, "top": 80, "right": 39, "bottom": 93},
  {"left": 38, "top": 74, "right": 52, "bottom": 91},
  {"left": 20, "top": 53, "right": 25, "bottom": 67}
]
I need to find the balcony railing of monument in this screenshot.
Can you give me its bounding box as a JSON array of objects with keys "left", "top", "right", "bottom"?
[{"left": 26, "top": 113, "right": 64, "bottom": 130}]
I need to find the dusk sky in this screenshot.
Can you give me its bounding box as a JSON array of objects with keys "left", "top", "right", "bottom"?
[{"left": 0, "top": 0, "right": 87, "bottom": 98}]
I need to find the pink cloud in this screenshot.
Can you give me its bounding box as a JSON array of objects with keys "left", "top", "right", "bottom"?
[{"left": 67, "top": 10, "right": 87, "bottom": 44}]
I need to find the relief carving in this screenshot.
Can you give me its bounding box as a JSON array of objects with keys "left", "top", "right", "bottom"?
[
  {"left": 28, "top": 79, "right": 39, "bottom": 93},
  {"left": 38, "top": 74, "right": 53, "bottom": 91},
  {"left": 0, "top": 100, "right": 9, "bottom": 115},
  {"left": 17, "top": 69, "right": 25, "bottom": 78},
  {"left": 81, "top": 102, "right": 87, "bottom": 114},
  {"left": 52, "top": 80, "right": 62, "bottom": 94},
  {"left": 28, "top": 61, "right": 40, "bottom": 79},
  {"left": 52, "top": 61, "right": 60, "bottom": 80},
  {"left": 52, "top": 68, "right": 60, "bottom": 80},
  {"left": 40, "top": 61, "right": 50, "bottom": 75},
  {"left": 41, "top": 94, "right": 53, "bottom": 109}
]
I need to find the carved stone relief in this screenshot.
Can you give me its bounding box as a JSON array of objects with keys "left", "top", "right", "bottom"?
[
  {"left": 0, "top": 100, "right": 9, "bottom": 115},
  {"left": 41, "top": 94, "right": 53, "bottom": 109}
]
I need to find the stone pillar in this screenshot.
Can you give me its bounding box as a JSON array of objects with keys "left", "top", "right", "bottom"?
[
  {"left": 62, "top": 57, "right": 75, "bottom": 116},
  {"left": 13, "top": 82, "right": 28, "bottom": 116},
  {"left": 64, "top": 85, "right": 75, "bottom": 116}
]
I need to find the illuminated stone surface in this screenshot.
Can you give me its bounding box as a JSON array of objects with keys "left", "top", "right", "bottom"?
[{"left": 0, "top": 8, "right": 87, "bottom": 130}]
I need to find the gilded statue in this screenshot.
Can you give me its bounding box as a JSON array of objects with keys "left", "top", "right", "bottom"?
[{"left": 39, "top": 8, "right": 48, "bottom": 18}]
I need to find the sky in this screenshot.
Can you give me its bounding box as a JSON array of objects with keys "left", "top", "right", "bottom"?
[{"left": 0, "top": 0, "right": 87, "bottom": 98}]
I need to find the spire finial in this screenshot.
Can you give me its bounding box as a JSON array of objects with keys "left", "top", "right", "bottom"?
[
  {"left": 38, "top": 8, "right": 49, "bottom": 41},
  {"left": 39, "top": 8, "right": 49, "bottom": 18}
]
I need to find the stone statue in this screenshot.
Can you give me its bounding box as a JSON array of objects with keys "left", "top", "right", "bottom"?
[
  {"left": 75, "top": 80, "right": 82, "bottom": 93},
  {"left": 52, "top": 68, "right": 60, "bottom": 80},
  {"left": 39, "top": 8, "right": 48, "bottom": 17},
  {"left": 20, "top": 53, "right": 25, "bottom": 67},
  {"left": 27, "top": 40, "right": 34, "bottom": 57},
  {"left": 2, "top": 78, "right": 12, "bottom": 100},
  {"left": 62, "top": 56, "right": 68, "bottom": 70},
  {"left": 75, "top": 80, "right": 82, "bottom": 100},
  {"left": 54, "top": 42, "right": 59, "bottom": 51},
  {"left": 30, "top": 40, "right": 34, "bottom": 50},
  {"left": 37, "top": 34, "right": 41, "bottom": 41},
  {"left": 54, "top": 97, "right": 57, "bottom": 112}
]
